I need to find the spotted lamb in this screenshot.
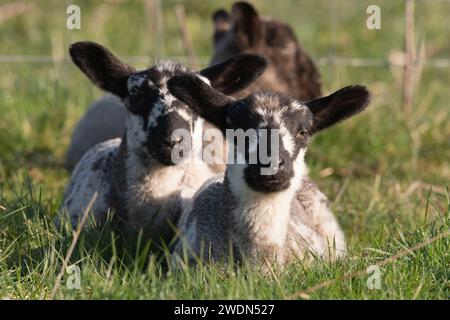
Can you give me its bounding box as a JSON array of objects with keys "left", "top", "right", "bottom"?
[{"left": 167, "top": 74, "right": 370, "bottom": 268}]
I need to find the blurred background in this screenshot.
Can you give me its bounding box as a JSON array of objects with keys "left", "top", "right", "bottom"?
[{"left": 0, "top": 0, "right": 449, "bottom": 245}]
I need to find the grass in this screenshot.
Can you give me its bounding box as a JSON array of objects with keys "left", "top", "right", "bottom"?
[{"left": 0, "top": 0, "right": 449, "bottom": 299}]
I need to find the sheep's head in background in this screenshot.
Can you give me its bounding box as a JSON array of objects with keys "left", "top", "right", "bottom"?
[
  {"left": 168, "top": 74, "right": 371, "bottom": 194},
  {"left": 211, "top": 1, "right": 322, "bottom": 101},
  {"left": 69, "top": 41, "right": 267, "bottom": 166}
]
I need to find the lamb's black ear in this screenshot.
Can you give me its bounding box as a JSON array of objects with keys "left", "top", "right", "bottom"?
[
  {"left": 199, "top": 54, "right": 267, "bottom": 95},
  {"left": 168, "top": 74, "right": 233, "bottom": 131},
  {"left": 231, "top": 1, "right": 262, "bottom": 48},
  {"left": 212, "top": 9, "right": 231, "bottom": 46},
  {"left": 305, "top": 85, "right": 371, "bottom": 133},
  {"left": 69, "top": 41, "right": 135, "bottom": 98}
]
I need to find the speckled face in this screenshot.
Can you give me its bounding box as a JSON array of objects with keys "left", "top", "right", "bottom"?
[
  {"left": 125, "top": 62, "right": 200, "bottom": 165},
  {"left": 226, "top": 93, "right": 313, "bottom": 193}
]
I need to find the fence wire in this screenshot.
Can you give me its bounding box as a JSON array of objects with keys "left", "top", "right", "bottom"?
[
  {"left": 0, "top": 0, "right": 449, "bottom": 69},
  {"left": 1, "top": 54, "right": 450, "bottom": 69}
]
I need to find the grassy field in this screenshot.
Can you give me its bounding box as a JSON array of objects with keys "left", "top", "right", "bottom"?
[{"left": 0, "top": 0, "right": 449, "bottom": 299}]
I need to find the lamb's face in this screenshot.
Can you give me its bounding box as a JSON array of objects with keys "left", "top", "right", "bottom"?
[
  {"left": 125, "top": 63, "right": 201, "bottom": 165},
  {"left": 169, "top": 71, "right": 370, "bottom": 195},
  {"left": 226, "top": 93, "right": 312, "bottom": 193}
]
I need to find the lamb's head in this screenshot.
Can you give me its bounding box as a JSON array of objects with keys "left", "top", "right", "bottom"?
[
  {"left": 168, "top": 74, "right": 371, "bottom": 193},
  {"left": 212, "top": 2, "right": 292, "bottom": 60},
  {"left": 69, "top": 41, "right": 267, "bottom": 165}
]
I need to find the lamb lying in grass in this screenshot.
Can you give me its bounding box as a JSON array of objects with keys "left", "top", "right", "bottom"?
[
  {"left": 211, "top": 1, "right": 322, "bottom": 100},
  {"left": 168, "top": 74, "right": 370, "bottom": 267},
  {"left": 58, "top": 41, "right": 267, "bottom": 246}
]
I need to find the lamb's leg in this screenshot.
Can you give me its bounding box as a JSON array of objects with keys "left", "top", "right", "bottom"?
[
  {"left": 287, "top": 218, "right": 327, "bottom": 262},
  {"left": 312, "top": 201, "right": 346, "bottom": 260},
  {"left": 295, "top": 178, "right": 347, "bottom": 260}
]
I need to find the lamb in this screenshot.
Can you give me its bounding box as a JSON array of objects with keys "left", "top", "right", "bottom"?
[
  {"left": 167, "top": 74, "right": 370, "bottom": 267},
  {"left": 58, "top": 41, "right": 268, "bottom": 246},
  {"left": 211, "top": 1, "right": 322, "bottom": 100},
  {"left": 64, "top": 1, "right": 322, "bottom": 171}
]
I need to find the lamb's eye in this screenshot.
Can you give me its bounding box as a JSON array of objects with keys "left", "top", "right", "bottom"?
[{"left": 298, "top": 130, "right": 308, "bottom": 138}]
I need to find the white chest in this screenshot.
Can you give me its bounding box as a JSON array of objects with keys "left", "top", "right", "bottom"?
[{"left": 233, "top": 188, "right": 294, "bottom": 248}]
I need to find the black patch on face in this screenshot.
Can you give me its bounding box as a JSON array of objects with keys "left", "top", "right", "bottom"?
[
  {"left": 244, "top": 141, "right": 293, "bottom": 193},
  {"left": 127, "top": 65, "right": 189, "bottom": 129},
  {"left": 243, "top": 121, "right": 293, "bottom": 193},
  {"left": 244, "top": 167, "right": 291, "bottom": 193},
  {"left": 125, "top": 64, "right": 198, "bottom": 165},
  {"left": 127, "top": 71, "right": 159, "bottom": 129},
  {"left": 226, "top": 93, "right": 314, "bottom": 193},
  {"left": 145, "top": 105, "right": 191, "bottom": 166}
]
